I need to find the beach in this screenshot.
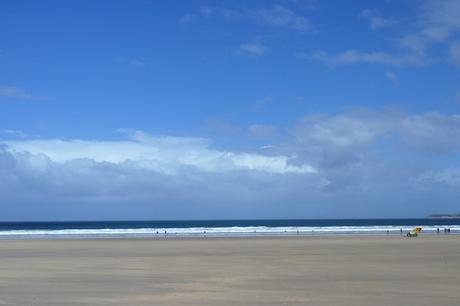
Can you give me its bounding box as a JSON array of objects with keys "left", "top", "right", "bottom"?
[{"left": 0, "top": 235, "right": 458, "bottom": 305}]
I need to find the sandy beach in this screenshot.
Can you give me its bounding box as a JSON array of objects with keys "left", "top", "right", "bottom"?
[{"left": 0, "top": 235, "right": 458, "bottom": 305}]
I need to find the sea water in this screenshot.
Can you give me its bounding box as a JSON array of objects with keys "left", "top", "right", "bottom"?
[{"left": 0, "top": 219, "right": 459, "bottom": 239}]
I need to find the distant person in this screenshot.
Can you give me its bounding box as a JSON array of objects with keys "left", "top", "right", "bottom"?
[{"left": 437, "top": 228, "right": 440, "bottom": 234}]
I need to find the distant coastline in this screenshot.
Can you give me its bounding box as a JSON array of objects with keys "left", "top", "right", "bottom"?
[{"left": 429, "top": 214, "right": 460, "bottom": 219}]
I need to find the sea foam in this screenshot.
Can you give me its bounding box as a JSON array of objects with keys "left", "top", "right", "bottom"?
[{"left": 0, "top": 225, "right": 458, "bottom": 239}]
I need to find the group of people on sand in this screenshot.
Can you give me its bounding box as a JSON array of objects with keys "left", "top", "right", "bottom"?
[
  {"left": 437, "top": 228, "right": 451, "bottom": 233},
  {"left": 392, "top": 227, "right": 453, "bottom": 236}
]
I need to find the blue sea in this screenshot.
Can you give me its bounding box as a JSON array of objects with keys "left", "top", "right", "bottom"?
[{"left": 0, "top": 219, "right": 459, "bottom": 239}]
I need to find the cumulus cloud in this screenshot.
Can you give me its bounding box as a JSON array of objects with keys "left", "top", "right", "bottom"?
[
  {"left": 293, "top": 110, "right": 460, "bottom": 159},
  {"left": 4, "top": 130, "right": 315, "bottom": 175},
  {"left": 0, "top": 135, "right": 320, "bottom": 220},
  {"left": 398, "top": 112, "right": 460, "bottom": 154}
]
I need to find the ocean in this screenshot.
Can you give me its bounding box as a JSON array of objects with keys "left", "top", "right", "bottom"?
[{"left": 0, "top": 219, "right": 459, "bottom": 239}]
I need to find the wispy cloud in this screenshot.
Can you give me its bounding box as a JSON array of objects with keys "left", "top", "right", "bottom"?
[
  {"left": 0, "top": 85, "right": 35, "bottom": 99},
  {"left": 238, "top": 42, "right": 267, "bottom": 56},
  {"left": 198, "top": 5, "right": 214, "bottom": 17},
  {"left": 178, "top": 14, "right": 194, "bottom": 24},
  {"left": 302, "top": 1, "right": 460, "bottom": 69},
  {"left": 360, "top": 9, "right": 398, "bottom": 30},
  {"left": 116, "top": 58, "right": 146, "bottom": 68},
  {"left": 418, "top": 0, "right": 460, "bottom": 41},
  {"left": 252, "top": 4, "right": 310, "bottom": 31},
  {"left": 385, "top": 71, "right": 399, "bottom": 84},
  {"left": 1, "top": 129, "right": 28, "bottom": 138},
  {"left": 195, "top": 4, "right": 310, "bottom": 32},
  {"left": 198, "top": 5, "right": 242, "bottom": 20},
  {"left": 395, "top": 0, "right": 460, "bottom": 65},
  {"left": 127, "top": 58, "right": 145, "bottom": 67},
  {"left": 300, "top": 50, "right": 430, "bottom": 67}
]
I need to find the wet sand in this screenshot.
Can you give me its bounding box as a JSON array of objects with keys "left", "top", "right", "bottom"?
[{"left": 0, "top": 235, "right": 458, "bottom": 305}]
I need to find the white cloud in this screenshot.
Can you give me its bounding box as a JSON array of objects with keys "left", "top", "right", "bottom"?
[
  {"left": 179, "top": 14, "right": 194, "bottom": 24},
  {"left": 195, "top": 4, "right": 310, "bottom": 32},
  {"left": 397, "top": 0, "right": 460, "bottom": 48},
  {"left": 360, "top": 9, "right": 398, "bottom": 30},
  {"left": 238, "top": 43, "right": 267, "bottom": 56},
  {"left": 298, "top": 113, "right": 384, "bottom": 147},
  {"left": 397, "top": 34, "right": 429, "bottom": 52},
  {"left": 253, "top": 5, "right": 310, "bottom": 31},
  {"left": 3, "top": 130, "right": 316, "bottom": 175},
  {"left": 0, "top": 85, "right": 35, "bottom": 99},
  {"left": 1, "top": 129, "right": 29, "bottom": 139},
  {"left": 395, "top": 0, "right": 460, "bottom": 66},
  {"left": 302, "top": 50, "right": 428, "bottom": 67},
  {"left": 418, "top": 0, "right": 460, "bottom": 40},
  {"left": 305, "top": 1, "right": 460, "bottom": 69},
  {"left": 287, "top": 110, "right": 460, "bottom": 171},
  {"left": 2, "top": 110, "right": 460, "bottom": 219},
  {"left": 399, "top": 112, "right": 460, "bottom": 154}
]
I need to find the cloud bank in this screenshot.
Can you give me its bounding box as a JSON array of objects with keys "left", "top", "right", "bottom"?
[{"left": 1, "top": 110, "right": 460, "bottom": 220}]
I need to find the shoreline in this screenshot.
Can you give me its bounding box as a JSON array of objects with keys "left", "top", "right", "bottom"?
[
  {"left": 0, "top": 231, "right": 458, "bottom": 240},
  {"left": 0, "top": 229, "right": 460, "bottom": 241}
]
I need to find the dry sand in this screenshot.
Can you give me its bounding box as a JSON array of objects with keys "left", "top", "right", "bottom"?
[{"left": 0, "top": 235, "right": 458, "bottom": 305}]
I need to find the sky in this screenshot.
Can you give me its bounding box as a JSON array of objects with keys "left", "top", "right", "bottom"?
[{"left": 1, "top": 0, "right": 460, "bottom": 221}]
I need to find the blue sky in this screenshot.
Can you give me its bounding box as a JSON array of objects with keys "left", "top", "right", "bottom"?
[{"left": 1, "top": 0, "right": 460, "bottom": 220}]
